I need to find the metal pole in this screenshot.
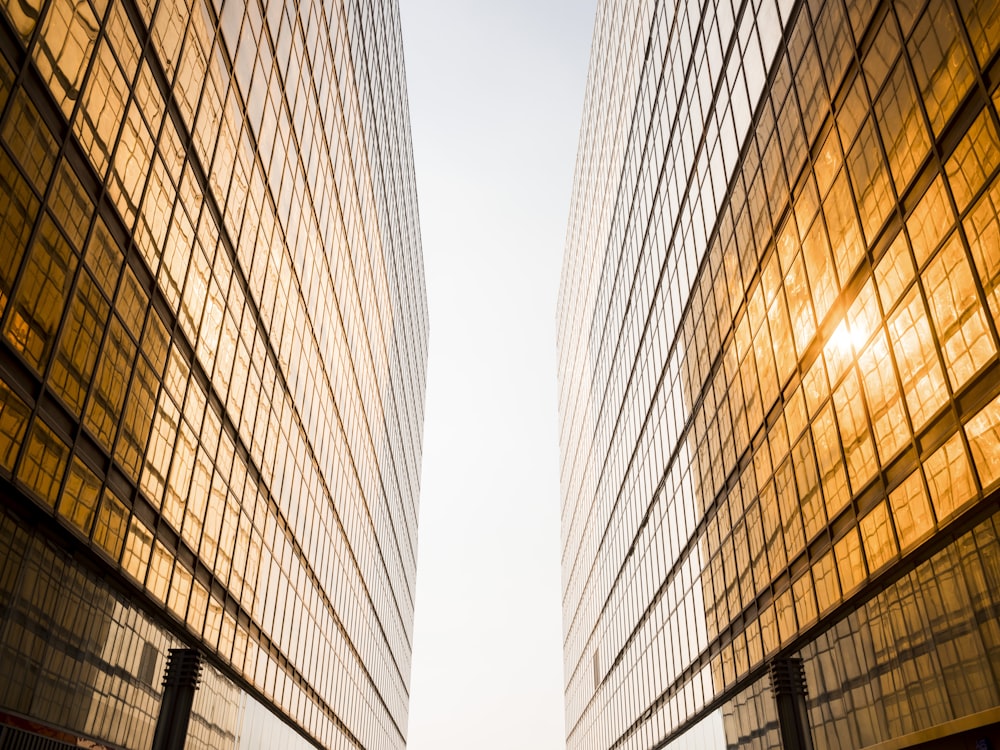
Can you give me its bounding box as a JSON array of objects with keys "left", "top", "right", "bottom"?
[
  {"left": 769, "top": 656, "right": 814, "bottom": 750},
  {"left": 150, "top": 648, "right": 203, "bottom": 750}
]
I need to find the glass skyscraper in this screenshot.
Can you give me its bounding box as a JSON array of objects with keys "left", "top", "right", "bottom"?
[
  {"left": 0, "top": 0, "right": 427, "bottom": 745},
  {"left": 558, "top": 0, "right": 1000, "bottom": 748}
]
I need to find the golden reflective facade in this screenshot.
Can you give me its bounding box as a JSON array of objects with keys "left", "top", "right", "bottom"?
[
  {"left": 0, "top": 0, "right": 428, "bottom": 744},
  {"left": 557, "top": 0, "right": 1000, "bottom": 748}
]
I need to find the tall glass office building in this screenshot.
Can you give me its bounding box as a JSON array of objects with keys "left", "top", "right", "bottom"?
[
  {"left": 558, "top": 0, "right": 1000, "bottom": 748},
  {"left": 0, "top": 0, "right": 427, "bottom": 744}
]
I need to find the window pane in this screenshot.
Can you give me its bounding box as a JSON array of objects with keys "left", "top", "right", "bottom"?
[
  {"left": 889, "top": 470, "right": 935, "bottom": 550},
  {"left": 146, "top": 540, "right": 171, "bottom": 603},
  {"left": 168, "top": 561, "right": 192, "bottom": 619},
  {"left": 847, "top": 119, "right": 893, "bottom": 243},
  {"left": 922, "top": 233, "right": 995, "bottom": 389},
  {"left": 946, "top": 110, "right": 1000, "bottom": 212},
  {"left": 93, "top": 489, "right": 128, "bottom": 560},
  {"left": 58, "top": 457, "right": 101, "bottom": 535},
  {"left": 825, "top": 170, "right": 866, "bottom": 282},
  {"left": 860, "top": 501, "right": 898, "bottom": 572},
  {"left": 3, "top": 217, "right": 79, "bottom": 372},
  {"left": 888, "top": 287, "right": 948, "bottom": 429},
  {"left": 924, "top": 433, "right": 977, "bottom": 521},
  {"left": 0, "top": 379, "right": 30, "bottom": 471},
  {"left": 813, "top": 549, "right": 842, "bottom": 613},
  {"left": 875, "top": 62, "right": 930, "bottom": 192},
  {"left": 802, "top": 217, "right": 839, "bottom": 324},
  {"left": 965, "top": 176, "right": 1000, "bottom": 327},
  {"left": 813, "top": 402, "right": 851, "bottom": 517},
  {"left": 834, "top": 526, "right": 867, "bottom": 595},
  {"left": 0, "top": 150, "right": 40, "bottom": 316},
  {"left": 115, "top": 357, "right": 157, "bottom": 480},
  {"left": 907, "top": 178, "right": 952, "bottom": 267},
  {"left": 33, "top": 0, "right": 99, "bottom": 119},
  {"left": 84, "top": 317, "right": 137, "bottom": 450},
  {"left": 76, "top": 40, "right": 128, "bottom": 176},
  {"left": 50, "top": 272, "right": 109, "bottom": 415},
  {"left": 17, "top": 419, "right": 69, "bottom": 508},
  {"left": 858, "top": 330, "right": 909, "bottom": 461},
  {"left": 122, "top": 516, "right": 152, "bottom": 582},
  {"left": 958, "top": 0, "right": 1000, "bottom": 64},
  {"left": 965, "top": 393, "right": 1000, "bottom": 489},
  {"left": 908, "top": 2, "right": 976, "bottom": 134},
  {"left": 1, "top": 90, "right": 57, "bottom": 191}
]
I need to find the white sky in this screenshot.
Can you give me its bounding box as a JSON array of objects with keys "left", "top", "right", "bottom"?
[{"left": 399, "top": 2, "right": 596, "bottom": 747}]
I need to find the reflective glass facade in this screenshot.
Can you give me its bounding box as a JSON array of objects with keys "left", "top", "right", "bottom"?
[
  {"left": 0, "top": 0, "right": 428, "bottom": 744},
  {"left": 557, "top": 0, "right": 1000, "bottom": 748}
]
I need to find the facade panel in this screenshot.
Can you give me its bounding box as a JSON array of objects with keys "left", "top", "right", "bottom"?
[
  {"left": 0, "top": 0, "right": 428, "bottom": 745},
  {"left": 558, "top": 0, "right": 1000, "bottom": 748}
]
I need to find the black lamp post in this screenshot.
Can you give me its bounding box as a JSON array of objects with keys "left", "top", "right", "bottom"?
[{"left": 150, "top": 649, "right": 203, "bottom": 750}]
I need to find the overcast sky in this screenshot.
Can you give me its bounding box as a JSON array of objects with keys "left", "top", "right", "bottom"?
[{"left": 398, "top": 2, "right": 596, "bottom": 747}]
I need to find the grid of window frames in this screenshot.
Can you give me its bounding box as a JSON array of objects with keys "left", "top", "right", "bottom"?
[
  {"left": 557, "top": 0, "right": 1000, "bottom": 748},
  {"left": 0, "top": 0, "right": 428, "bottom": 744},
  {"left": 646, "top": 511, "right": 1000, "bottom": 750},
  {"left": 0, "top": 505, "right": 322, "bottom": 750}
]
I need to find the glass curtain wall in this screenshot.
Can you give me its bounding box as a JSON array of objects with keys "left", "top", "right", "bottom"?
[
  {"left": 557, "top": 0, "right": 1000, "bottom": 748},
  {"left": 0, "top": 0, "right": 429, "bottom": 745}
]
